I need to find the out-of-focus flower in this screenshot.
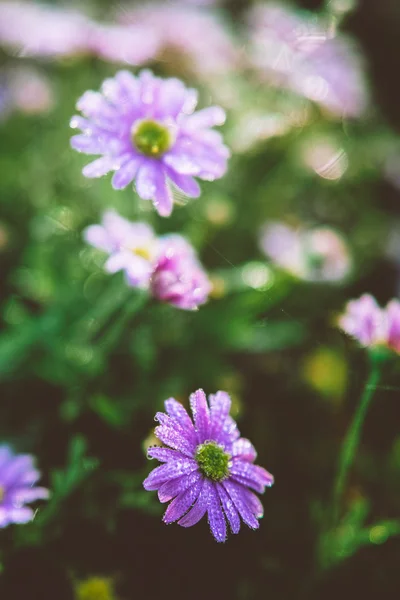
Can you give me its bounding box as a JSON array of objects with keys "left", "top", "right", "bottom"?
[
  {"left": 84, "top": 211, "right": 211, "bottom": 310},
  {"left": 87, "top": 24, "right": 159, "bottom": 66},
  {"left": 84, "top": 211, "right": 159, "bottom": 288},
  {"left": 143, "top": 389, "right": 274, "bottom": 542},
  {"left": 0, "top": 67, "right": 54, "bottom": 118},
  {"left": 0, "top": 2, "right": 92, "bottom": 58},
  {"left": 260, "top": 222, "right": 352, "bottom": 283},
  {"left": 291, "top": 37, "right": 367, "bottom": 118},
  {"left": 117, "top": 2, "right": 238, "bottom": 77},
  {"left": 75, "top": 576, "right": 117, "bottom": 600},
  {"left": 338, "top": 294, "right": 400, "bottom": 354},
  {"left": 151, "top": 236, "right": 212, "bottom": 310},
  {"left": 71, "top": 70, "right": 229, "bottom": 217},
  {"left": 248, "top": 3, "right": 367, "bottom": 118},
  {"left": 0, "top": 445, "right": 49, "bottom": 528}
]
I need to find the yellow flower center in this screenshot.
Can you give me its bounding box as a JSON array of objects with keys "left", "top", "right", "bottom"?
[
  {"left": 132, "top": 246, "right": 152, "bottom": 261},
  {"left": 0, "top": 485, "right": 4, "bottom": 502},
  {"left": 131, "top": 119, "right": 171, "bottom": 157}
]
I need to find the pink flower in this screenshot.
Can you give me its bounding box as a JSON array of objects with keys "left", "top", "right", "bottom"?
[
  {"left": 338, "top": 295, "right": 400, "bottom": 354},
  {"left": 260, "top": 222, "right": 352, "bottom": 283}
]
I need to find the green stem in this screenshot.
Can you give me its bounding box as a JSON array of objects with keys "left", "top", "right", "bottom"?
[{"left": 332, "top": 358, "right": 381, "bottom": 525}]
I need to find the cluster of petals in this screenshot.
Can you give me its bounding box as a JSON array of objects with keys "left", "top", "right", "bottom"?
[
  {"left": 0, "top": 445, "right": 49, "bottom": 528},
  {"left": 248, "top": 3, "right": 367, "bottom": 118},
  {"left": 71, "top": 69, "right": 229, "bottom": 217},
  {"left": 338, "top": 294, "right": 400, "bottom": 353},
  {"left": 0, "top": 2, "right": 233, "bottom": 75},
  {"left": 143, "top": 389, "right": 274, "bottom": 542},
  {"left": 260, "top": 222, "right": 352, "bottom": 283},
  {"left": 84, "top": 211, "right": 211, "bottom": 310},
  {"left": 116, "top": 2, "right": 238, "bottom": 76}
]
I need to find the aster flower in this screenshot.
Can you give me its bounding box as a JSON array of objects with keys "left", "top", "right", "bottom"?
[
  {"left": 260, "top": 222, "right": 352, "bottom": 283},
  {"left": 0, "top": 445, "right": 49, "bottom": 528},
  {"left": 70, "top": 70, "right": 229, "bottom": 217},
  {"left": 84, "top": 211, "right": 211, "bottom": 310},
  {"left": 338, "top": 294, "right": 400, "bottom": 354},
  {"left": 0, "top": 2, "right": 92, "bottom": 58},
  {"left": 84, "top": 210, "right": 159, "bottom": 288},
  {"left": 249, "top": 3, "right": 367, "bottom": 118},
  {"left": 143, "top": 389, "right": 274, "bottom": 542},
  {"left": 151, "top": 235, "right": 212, "bottom": 310}
]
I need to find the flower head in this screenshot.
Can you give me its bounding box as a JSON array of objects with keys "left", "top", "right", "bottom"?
[
  {"left": 0, "top": 445, "right": 49, "bottom": 528},
  {"left": 151, "top": 235, "right": 212, "bottom": 310},
  {"left": 71, "top": 70, "right": 229, "bottom": 217},
  {"left": 260, "top": 222, "right": 352, "bottom": 283},
  {"left": 249, "top": 3, "right": 367, "bottom": 118},
  {"left": 84, "top": 211, "right": 211, "bottom": 310},
  {"left": 143, "top": 389, "right": 274, "bottom": 542},
  {"left": 338, "top": 294, "right": 400, "bottom": 354},
  {"left": 84, "top": 210, "right": 159, "bottom": 288}
]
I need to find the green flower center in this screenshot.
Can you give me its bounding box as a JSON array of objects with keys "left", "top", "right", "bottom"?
[
  {"left": 131, "top": 119, "right": 171, "bottom": 157},
  {"left": 195, "top": 441, "right": 230, "bottom": 482}
]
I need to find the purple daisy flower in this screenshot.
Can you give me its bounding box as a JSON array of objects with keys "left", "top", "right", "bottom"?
[
  {"left": 151, "top": 235, "right": 212, "bottom": 310},
  {"left": 84, "top": 210, "right": 159, "bottom": 288},
  {"left": 338, "top": 294, "right": 385, "bottom": 347},
  {"left": 143, "top": 389, "right": 274, "bottom": 542},
  {"left": 84, "top": 211, "right": 211, "bottom": 310},
  {"left": 70, "top": 70, "right": 229, "bottom": 217},
  {"left": 0, "top": 445, "right": 49, "bottom": 528}
]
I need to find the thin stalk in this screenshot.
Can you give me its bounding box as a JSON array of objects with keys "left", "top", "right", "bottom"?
[{"left": 332, "top": 358, "right": 381, "bottom": 525}]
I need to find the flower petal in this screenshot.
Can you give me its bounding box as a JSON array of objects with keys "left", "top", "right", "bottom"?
[
  {"left": 158, "top": 470, "right": 202, "bottom": 503},
  {"left": 112, "top": 158, "right": 141, "bottom": 189},
  {"left": 178, "top": 478, "right": 210, "bottom": 528},
  {"left": 222, "top": 479, "right": 259, "bottom": 530},
  {"left": 163, "top": 477, "right": 203, "bottom": 523},
  {"left": 165, "top": 167, "right": 201, "bottom": 198},
  {"left": 231, "top": 438, "right": 257, "bottom": 462},
  {"left": 0, "top": 455, "right": 35, "bottom": 487},
  {"left": 143, "top": 458, "right": 197, "bottom": 491},
  {"left": 147, "top": 447, "right": 187, "bottom": 463},
  {"left": 70, "top": 134, "right": 104, "bottom": 155},
  {"left": 82, "top": 156, "right": 116, "bottom": 178},
  {"left": 207, "top": 483, "right": 227, "bottom": 542},
  {"left": 216, "top": 482, "right": 241, "bottom": 534},
  {"left": 209, "top": 391, "right": 232, "bottom": 441},
  {"left": 84, "top": 224, "right": 114, "bottom": 253},
  {"left": 11, "top": 486, "right": 49, "bottom": 504},
  {"left": 240, "top": 487, "right": 264, "bottom": 519},
  {"left": 135, "top": 162, "right": 174, "bottom": 217},
  {"left": 189, "top": 389, "right": 211, "bottom": 443},
  {"left": 184, "top": 106, "right": 226, "bottom": 130},
  {"left": 155, "top": 412, "right": 197, "bottom": 451},
  {"left": 230, "top": 461, "right": 274, "bottom": 493},
  {"left": 164, "top": 398, "right": 195, "bottom": 431}
]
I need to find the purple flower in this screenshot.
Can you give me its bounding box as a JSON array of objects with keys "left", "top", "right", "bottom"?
[
  {"left": 70, "top": 70, "right": 229, "bottom": 217},
  {"left": 249, "top": 3, "right": 367, "bottom": 118},
  {"left": 338, "top": 294, "right": 387, "bottom": 348},
  {"left": 0, "top": 445, "right": 49, "bottom": 528},
  {"left": 84, "top": 211, "right": 211, "bottom": 310},
  {"left": 84, "top": 210, "right": 159, "bottom": 288},
  {"left": 0, "top": 2, "right": 92, "bottom": 58},
  {"left": 143, "top": 389, "right": 274, "bottom": 542},
  {"left": 260, "top": 222, "right": 352, "bottom": 283},
  {"left": 151, "top": 235, "right": 212, "bottom": 310}
]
